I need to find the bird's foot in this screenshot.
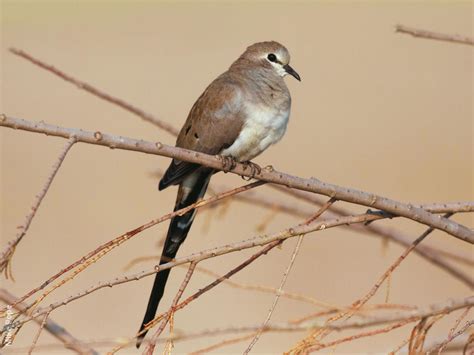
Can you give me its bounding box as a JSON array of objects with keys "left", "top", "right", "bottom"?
[
  {"left": 241, "top": 161, "right": 262, "bottom": 181},
  {"left": 218, "top": 155, "right": 237, "bottom": 173}
]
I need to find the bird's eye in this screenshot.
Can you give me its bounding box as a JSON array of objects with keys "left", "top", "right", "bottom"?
[{"left": 267, "top": 53, "right": 277, "bottom": 62}]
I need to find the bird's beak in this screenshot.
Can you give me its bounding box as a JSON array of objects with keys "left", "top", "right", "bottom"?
[{"left": 283, "top": 64, "right": 301, "bottom": 81}]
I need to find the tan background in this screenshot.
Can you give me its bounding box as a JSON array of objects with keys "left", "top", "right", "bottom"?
[{"left": 1, "top": 1, "right": 472, "bottom": 353}]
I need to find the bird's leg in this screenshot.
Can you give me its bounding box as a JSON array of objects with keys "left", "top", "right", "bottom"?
[
  {"left": 217, "top": 155, "right": 237, "bottom": 173},
  {"left": 241, "top": 161, "right": 262, "bottom": 180}
]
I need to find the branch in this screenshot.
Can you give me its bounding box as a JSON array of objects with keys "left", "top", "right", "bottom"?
[
  {"left": 0, "top": 137, "right": 77, "bottom": 278},
  {"left": 9, "top": 48, "right": 179, "bottom": 136},
  {"left": 4, "top": 181, "right": 265, "bottom": 313},
  {"left": 426, "top": 320, "right": 474, "bottom": 353},
  {"left": 144, "top": 262, "right": 197, "bottom": 354},
  {"left": 244, "top": 198, "right": 336, "bottom": 352},
  {"left": 11, "top": 208, "right": 468, "bottom": 330},
  {"left": 109, "top": 240, "right": 284, "bottom": 353},
  {"left": 1, "top": 115, "right": 472, "bottom": 243},
  {"left": 395, "top": 24, "right": 474, "bottom": 46},
  {"left": 271, "top": 186, "right": 474, "bottom": 287},
  {"left": 290, "top": 213, "right": 457, "bottom": 351},
  {"left": 0, "top": 289, "right": 97, "bottom": 354}
]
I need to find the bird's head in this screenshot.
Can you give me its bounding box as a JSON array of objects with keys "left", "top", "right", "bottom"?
[{"left": 235, "top": 41, "right": 301, "bottom": 82}]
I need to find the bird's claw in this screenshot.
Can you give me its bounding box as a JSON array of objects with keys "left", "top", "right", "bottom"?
[
  {"left": 218, "top": 155, "right": 237, "bottom": 173},
  {"left": 241, "top": 161, "right": 262, "bottom": 181}
]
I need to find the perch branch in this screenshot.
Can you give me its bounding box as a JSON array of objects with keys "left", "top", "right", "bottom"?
[{"left": 1, "top": 115, "right": 472, "bottom": 243}]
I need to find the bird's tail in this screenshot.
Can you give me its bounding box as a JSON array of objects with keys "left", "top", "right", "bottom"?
[{"left": 136, "top": 170, "right": 211, "bottom": 348}]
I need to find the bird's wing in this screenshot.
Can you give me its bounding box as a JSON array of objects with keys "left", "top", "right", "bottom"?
[{"left": 159, "top": 75, "right": 245, "bottom": 190}]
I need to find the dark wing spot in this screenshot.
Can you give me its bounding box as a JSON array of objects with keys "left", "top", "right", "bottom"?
[
  {"left": 194, "top": 132, "right": 199, "bottom": 139},
  {"left": 185, "top": 126, "right": 191, "bottom": 135}
]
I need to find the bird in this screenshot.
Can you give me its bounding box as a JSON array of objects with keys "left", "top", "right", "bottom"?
[{"left": 137, "top": 41, "right": 300, "bottom": 347}]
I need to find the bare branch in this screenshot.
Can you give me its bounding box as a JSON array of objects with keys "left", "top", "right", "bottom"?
[
  {"left": 245, "top": 198, "right": 336, "bottom": 352},
  {"left": 271, "top": 186, "right": 474, "bottom": 286},
  {"left": 0, "top": 289, "right": 97, "bottom": 354},
  {"left": 27, "top": 311, "right": 49, "bottom": 355},
  {"left": 144, "top": 262, "right": 197, "bottom": 354},
  {"left": 428, "top": 319, "right": 474, "bottom": 353},
  {"left": 12, "top": 209, "right": 467, "bottom": 330},
  {"left": 3, "top": 181, "right": 265, "bottom": 314},
  {"left": 109, "top": 240, "right": 283, "bottom": 353},
  {"left": 395, "top": 24, "right": 474, "bottom": 46},
  {"left": 1, "top": 115, "right": 472, "bottom": 243},
  {"left": 291, "top": 213, "right": 456, "bottom": 351},
  {"left": 9, "top": 48, "right": 179, "bottom": 136},
  {"left": 0, "top": 136, "right": 77, "bottom": 278}
]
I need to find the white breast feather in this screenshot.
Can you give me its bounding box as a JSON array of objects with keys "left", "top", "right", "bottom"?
[{"left": 221, "top": 103, "right": 289, "bottom": 162}]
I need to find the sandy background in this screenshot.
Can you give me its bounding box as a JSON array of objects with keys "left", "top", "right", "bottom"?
[{"left": 1, "top": 1, "right": 472, "bottom": 353}]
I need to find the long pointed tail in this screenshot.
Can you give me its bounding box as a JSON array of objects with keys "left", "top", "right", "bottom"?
[{"left": 137, "top": 170, "right": 211, "bottom": 348}]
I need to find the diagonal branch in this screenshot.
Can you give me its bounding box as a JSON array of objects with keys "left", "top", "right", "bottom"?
[
  {"left": 2, "top": 181, "right": 265, "bottom": 314},
  {"left": 1, "top": 115, "right": 472, "bottom": 243},
  {"left": 9, "top": 208, "right": 466, "bottom": 331},
  {"left": 144, "top": 262, "right": 198, "bottom": 354},
  {"left": 9, "top": 48, "right": 179, "bottom": 136},
  {"left": 270, "top": 186, "right": 474, "bottom": 286},
  {"left": 0, "top": 136, "right": 77, "bottom": 278},
  {"left": 244, "top": 198, "right": 336, "bottom": 353},
  {"left": 395, "top": 24, "right": 474, "bottom": 46},
  {"left": 0, "top": 289, "right": 97, "bottom": 354}
]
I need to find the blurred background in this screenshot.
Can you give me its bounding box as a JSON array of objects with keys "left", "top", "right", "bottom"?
[{"left": 1, "top": 1, "right": 472, "bottom": 353}]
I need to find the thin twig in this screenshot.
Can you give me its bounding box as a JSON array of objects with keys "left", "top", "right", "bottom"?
[
  {"left": 16, "top": 212, "right": 469, "bottom": 327},
  {"left": 272, "top": 185, "right": 474, "bottom": 274},
  {"left": 144, "top": 262, "right": 197, "bottom": 355},
  {"left": 244, "top": 235, "right": 305, "bottom": 354},
  {"left": 190, "top": 333, "right": 257, "bottom": 354},
  {"left": 352, "top": 213, "right": 454, "bottom": 312},
  {"left": 308, "top": 320, "right": 413, "bottom": 352},
  {"left": 0, "top": 289, "right": 97, "bottom": 354},
  {"left": 108, "top": 240, "right": 283, "bottom": 353},
  {"left": 1, "top": 115, "right": 472, "bottom": 243},
  {"left": 9, "top": 48, "right": 179, "bottom": 135},
  {"left": 0, "top": 136, "right": 77, "bottom": 278},
  {"left": 3, "top": 180, "right": 265, "bottom": 315},
  {"left": 429, "top": 312, "right": 473, "bottom": 353},
  {"left": 430, "top": 320, "right": 474, "bottom": 353},
  {"left": 244, "top": 198, "right": 336, "bottom": 353},
  {"left": 27, "top": 311, "right": 50, "bottom": 355},
  {"left": 291, "top": 212, "right": 455, "bottom": 352},
  {"left": 395, "top": 24, "right": 474, "bottom": 46}
]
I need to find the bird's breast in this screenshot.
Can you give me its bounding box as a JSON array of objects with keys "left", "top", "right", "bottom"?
[{"left": 221, "top": 103, "right": 289, "bottom": 162}]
